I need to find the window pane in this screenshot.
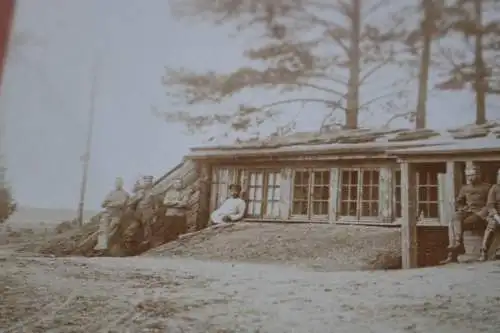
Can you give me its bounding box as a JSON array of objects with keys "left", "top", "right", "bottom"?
[
  {"left": 251, "top": 201, "right": 262, "bottom": 216},
  {"left": 350, "top": 170, "right": 358, "bottom": 184},
  {"left": 247, "top": 202, "right": 254, "bottom": 216},
  {"left": 312, "top": 201, "right": 328, "bottom": 215},
  {"left": 250, "top": 173, "right": 258, "bottom": 186},
  {"left": 292, "top": 201, "right": 308, "bottom": 215},
  {"left": 249, "top": 187, "right": 256, "bottom": 200},
  {"left": 418, "top": 187, "right": 428, "bottom": 202},
  {"left": 293, "top": 186, "right": 308, "bottom": 200},
  {"left": 273, "top": 187, "right": 281, "bottom": 200},
  {"left": 312, "top": 185, "right": 329, "bottom": 201},
  {"left": 294, "top": 171, "right": 310, "bottom": 186},
  {"left": 275, "top": 173, "right": 281, "bottom": 184},
  {"left": 314, "top": 171, "right": 329, "bottom": 186},
  {"left": 266, "top": 201, "right": 280, "bottom": 217},
  {"left": 254, "top": 187, "right": 263, "bottom": 200},
  {"left": 268, "top": 172, "right": 275, "bottom": 185},
  {"left": 349, "top": 186, "right": 358, "bottom": 200},
  {"left": 348, "top": 202, "right": 357, "bottom": 216},
  {"left": 361, "top": 201, "right": 379, "bottom": 217},
  {"left": 429, "top": 186, "right": 438, "bottom": 202}
]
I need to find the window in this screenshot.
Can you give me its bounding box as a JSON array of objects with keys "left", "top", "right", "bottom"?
[
  {"left": 211, "top": 168, "right": 230, "bottom": 209},
  {"left": 394, "top": 163, "right": 445, "bottom": 219},
  {"left": 247, "top": 170, "right": 281, "bottom": 218},
  {"left": 416, "top": 169, "right": 439, "bottom": 219},
  {"left": 339, "top": 169, "right": 380, "bottom": 219},
  {"left": 291, "top": 169, "right": 330, "bottom": 218}
]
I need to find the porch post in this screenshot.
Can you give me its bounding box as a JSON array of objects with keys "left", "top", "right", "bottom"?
[{"left": 401, "top": 160, "right": 418, "bottom": 268}]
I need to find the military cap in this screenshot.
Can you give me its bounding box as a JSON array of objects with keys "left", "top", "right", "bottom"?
[{"left": 465, "top": 164, "right": 480, "bottom": 175}]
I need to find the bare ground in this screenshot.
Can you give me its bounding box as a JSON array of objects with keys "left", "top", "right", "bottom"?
[
  {"left": 144, "top": 223, "right": 402, "bottom": 271},
  {"left": 1, "top": 248, "right": 500, "bottom": 333},
  {"left": 1, "top": 223, "right": 499, "bottom": 332}
]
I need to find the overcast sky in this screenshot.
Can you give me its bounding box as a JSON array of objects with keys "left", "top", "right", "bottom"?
[{"left": 1, "top": 0, "right": 499, "bottom": 210}]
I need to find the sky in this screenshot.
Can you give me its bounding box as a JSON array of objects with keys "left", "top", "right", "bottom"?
[{"left": 1, "top": 0, "right": 499, "bottom": 211}]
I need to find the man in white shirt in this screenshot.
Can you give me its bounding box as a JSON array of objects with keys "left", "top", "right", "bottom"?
[{"left": 210, "top": 184, "right": 246, "bottom": 225}]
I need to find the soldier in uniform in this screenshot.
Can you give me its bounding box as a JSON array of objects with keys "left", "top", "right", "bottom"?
[
  {"left": 95, "top": 177, "right": 129, "bottom": 251},
  {"left": 163, "top": 177, "right": 190, "bottom": 239},
  {"left": 136, "top": 175, "right": 156, "bottom": 245},
  {"left": 480, "top": 168, "right": 500, "bottom": 261},
  {"left": 441, "top": 165, "right": 491, "bottom": 264}
]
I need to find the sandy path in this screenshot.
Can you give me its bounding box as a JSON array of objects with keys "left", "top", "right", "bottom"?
[{"left": 1, "top": 250, "right": 500, "bottom": 333}]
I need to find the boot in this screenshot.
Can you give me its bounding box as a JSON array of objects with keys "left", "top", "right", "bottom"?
[
  {"left": 440, "top": 251, "right": 459, "bottom": 265},
  {"left": 478, "top": 248, "right": 488, "bottom": 262}
]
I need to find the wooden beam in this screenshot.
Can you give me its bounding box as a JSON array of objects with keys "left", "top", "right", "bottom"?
[
  {"left": 279, "top": 168, "right": 292, "bottom": 219},
  {"left": 401, "top": 161, "right": 418, "bottom": 269},
  {"left": 397, "top": 154, "right": 500, "bottom": 164},
  {"left": 329, "top": 168, "right": 340, "bottom": 223},
  {"left": 196, "top": 163, "right": 211, "bottom": 231}
]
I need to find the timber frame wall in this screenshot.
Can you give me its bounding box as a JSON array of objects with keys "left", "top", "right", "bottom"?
[{"left": 196, "top": 157, "right": 458, "bottom": 227}]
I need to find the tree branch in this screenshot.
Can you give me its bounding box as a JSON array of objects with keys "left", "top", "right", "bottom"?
[{"left": 382, "top": 111, "right": 415, "bottom": 128}]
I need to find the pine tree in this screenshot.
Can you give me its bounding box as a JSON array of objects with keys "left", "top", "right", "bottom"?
[{"left": 163, "top": 0, "right": 411, "bottom": 137}]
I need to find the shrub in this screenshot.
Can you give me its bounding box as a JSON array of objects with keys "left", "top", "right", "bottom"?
[{"left": 0, "top": 186, "right": 16, "bottom": 224}]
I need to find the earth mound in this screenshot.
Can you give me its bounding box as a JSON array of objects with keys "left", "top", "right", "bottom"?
[{"left": 145, "top": 223, "right": 402, "bottom": 271}]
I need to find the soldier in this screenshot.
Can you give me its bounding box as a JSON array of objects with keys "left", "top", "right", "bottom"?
[
  {"left": 136, "top": 175, "right": 156, "bottom": 245},
  {"left": 210, "top": 184, "right": 246, "bottom": 225},
  {"left": 479, "top": 168, "right": 500, "bottom": 261},
  {"left": 163, "top": 177, "right": 190, "bottom": 239},
  {"left": 441, "top": 165, "right": 491, "bottom": 264},
  {"left": 95, "top": 177, "right": 129, "bottom": 251}
]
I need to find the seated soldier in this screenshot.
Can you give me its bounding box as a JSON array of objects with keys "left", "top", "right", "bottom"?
[
  {"left": 441, "top": 165, "right": 491, "bottom": 264},
  {"left": 210, "top": 184, "right": 246, "bottom": 225},
  {"left": 480, "top": 168, "right": 500, "bottom": 261}
]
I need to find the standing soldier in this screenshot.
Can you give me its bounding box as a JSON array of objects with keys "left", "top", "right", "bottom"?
[
  {"left": 480, "top": 168, "right": 500, "bottom": 261},
  {"left": 163, "top": 177, "right": 190, "bottom": 239},
  {"left": 441, "top": 165, "right": 490, "bottom": 264},
  {"left": 136, "top": 175, "right": 156, "bottom": 245},
  {"left": 95, "top": 177, "right": 129, "bottom": 251}
]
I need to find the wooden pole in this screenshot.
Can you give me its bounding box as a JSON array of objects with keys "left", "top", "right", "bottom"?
[
  {"left": 77, "top": 62, "right": 98, "bottom": 226},
  {"left": 401, "top": 161, "right": 418, "bottom": 268}
]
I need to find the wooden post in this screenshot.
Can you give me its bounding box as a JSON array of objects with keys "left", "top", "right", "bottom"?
[
  {"left": 196, "top": 163, "right": 211, "bottom": 230},
  {"left": 279, "top": 168, "right": 292, "bottom": 219},
  {"left": 401, "top": 161, "right": 418, "bottom": 269},
  {"left": 328, "top": 168, "right": 339, "bottom": 223}
]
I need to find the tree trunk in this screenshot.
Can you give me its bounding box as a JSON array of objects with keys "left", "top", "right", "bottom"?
[
  {"left": 415, "top": 0, "right": 433, "bottom": 129},
  {"left": 474, "top": 0, "right": 487, "bottom": 125},
  {"left": 345, "top": 0, "right": 361, "bottom": 129}
]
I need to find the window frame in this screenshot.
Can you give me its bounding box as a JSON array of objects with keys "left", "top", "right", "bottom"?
[
  {"left": 290, "top": 168, "right": 331, "bottom": 221},
  {"left": 210, "top": 168, "right": 230, "bottom": 211},
  {"left": 245, "top": 169, "right": 282, "bottom": 219},
  {"left": 337, "top": 168, "right": 381, "bottom": 222},
  {"left": 393, "top": 168, "right": 441, "bottom": 222}
]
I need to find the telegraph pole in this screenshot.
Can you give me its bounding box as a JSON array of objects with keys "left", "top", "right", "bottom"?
[{"left": 77, "top": 62, "right": 98, "bottom": 226}]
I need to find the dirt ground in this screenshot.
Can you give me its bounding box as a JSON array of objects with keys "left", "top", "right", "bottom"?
[
  {"left": 145, "top": 223, "right": 402, "bottom": 271},
  {"left": 1, "top": 223, "right": 500, "bottom": 332},
  {"left": 1, "top": 248, "right": 500, "bottom": 333}
]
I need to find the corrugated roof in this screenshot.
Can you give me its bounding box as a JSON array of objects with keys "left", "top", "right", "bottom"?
[{"left": 187, "top": 122, "right": 500, "bottom": 159}]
